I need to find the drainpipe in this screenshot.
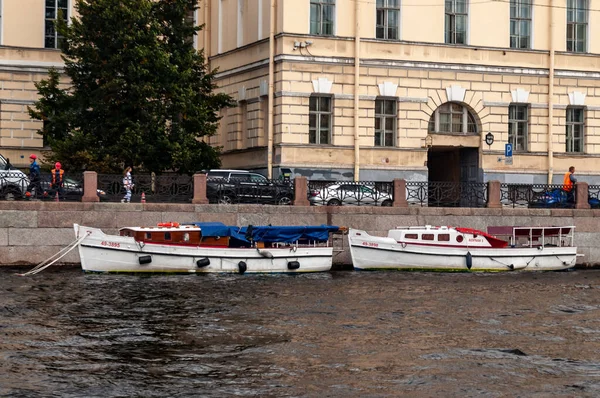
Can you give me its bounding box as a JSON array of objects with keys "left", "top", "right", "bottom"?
[
  {"left": 266, "top": 0, "right": 275, "bottom": 179},
  {"left": 204, "top": 0, "right": 211, "bottom": 67},
  {"left": 353, "top": 0, "right": 360, "bottom": 181},
  {"left": 547, "top": 0, "right": 555, "bottom": 184}
]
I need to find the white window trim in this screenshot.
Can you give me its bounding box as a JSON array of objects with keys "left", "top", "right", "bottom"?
[
  {"left": 237, "top": 0, "right": 243, "bottom": 48},
  {"left": 0, "top": 0, "right": 3, "bottom": 45},
  {"left": 43, "top": 0, "right": 70, "bottom": 49},
  {"left": 308, "top": 0, "right": 336, "bottom": 36},
  {"left": 193, "top": 7, "right": 199, "bottom": 50},
  {"left": 373, "top": 0, "right": 402, "bottom": 40}
]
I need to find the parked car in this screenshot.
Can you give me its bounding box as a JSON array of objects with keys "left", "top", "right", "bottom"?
[
  {"left": 528, "top": 188, "right": 574, "bottom": 208},
  {"left": 205, "top": 169, "right": 294, "bottom": 205},
  {"left": 309, "top": 183, "right": 393, "bottom": 206},
  {"left": 0, "top": 154, "right": 29, "bottom": 200},
  {"left": 39, "top": 177, "right": 107, "bottom": 201}
]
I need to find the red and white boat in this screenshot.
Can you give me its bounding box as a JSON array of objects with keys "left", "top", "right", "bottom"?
[
  {"left": 348, "top": 225, "right": 579, "bottom": 272},
  {"left": 74, "top": 222, "right": 341, "bottom": 274}
]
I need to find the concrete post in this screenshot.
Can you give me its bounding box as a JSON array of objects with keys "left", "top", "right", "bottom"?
[
  {"left": 575, "top": 182, "right": 590, "bottom": 209},
  {"left": 487, "top": 180, "right": 502, "bottom": 208},
  {"left": 192, "top": 173, "right": 209, "bottom": 204},
  {"left": 82, "top": 171, "right": 100, "bottom": 202},
  {"left": 293, "top": 176, "right": 310, "bottom": 206},
  {"left": 392, "top": 178, "right": 408, "bottom": 207}
]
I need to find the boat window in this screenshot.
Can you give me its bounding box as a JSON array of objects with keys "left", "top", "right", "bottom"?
[
  {"left": 438, "top": 234, "right": 450, "bottom": 241},
  {"left": 183, "top": 233, "right": 190, "bottom": 242},
  {"left": 422, "top": 234, "right": 434, "bottom": 241},
  {"left": 145, "top": 232, "right": 151, "bottom": 239},
  {"left": 456, "top": 235, "right": 464, "bottom": 243},
  {"left": 405, "top": 233, "right": 418, "bottom": 239},
  {"left": 165, "top": 232, "right": 171, "bottom": 241}
]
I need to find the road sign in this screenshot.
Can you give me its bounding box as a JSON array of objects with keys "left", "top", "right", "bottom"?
[
  {"left": 505, "top": 143, "right": 513, "bottom": 158},
  {"left": 505, "top": 157, "right": 513, "bottom": 165}
]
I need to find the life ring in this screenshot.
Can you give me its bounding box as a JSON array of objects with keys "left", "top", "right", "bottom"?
[{"left": 157, "top": 222, "right": 180, "bottom": 228}]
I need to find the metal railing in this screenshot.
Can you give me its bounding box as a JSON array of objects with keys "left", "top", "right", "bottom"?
[
  {"left": 500, "top": 184, "right": 576, "bottom": 208},
  {"left": 406, "top": 181, "right": 488, "bottom": 207},
  {"left": 98, "top": 174, "right": 194, "bottom": 203},
  {"left": 588, "top": 185, "right": 600, "bottom": 209},
  {"left": 0, "top": 171, "right": 85, "bottom": 202},
  {"left": 307, "top": 180, "right": 394, "bottom": 206},
  {"left": 206, "top": 177, "right": 294, "bottom": 205}
]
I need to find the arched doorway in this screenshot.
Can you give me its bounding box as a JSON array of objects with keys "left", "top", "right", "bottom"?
[{"left": 427, "top": 102, "right": 481, "bottom": 185}]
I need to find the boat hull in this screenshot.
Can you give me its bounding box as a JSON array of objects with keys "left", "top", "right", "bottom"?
[
  {"left": 75, "top": 225, "right": 334, "bottom": 273},
  {"left": 348, "top": 229, "right": 577, "bottom": 272}
]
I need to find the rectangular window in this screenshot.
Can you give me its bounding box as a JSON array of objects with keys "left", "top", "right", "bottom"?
[
  {"left": 445, "top": 0, "right": 467, "bottom": 44},
  {"left": 566, "top": 107, "right": 585, "bottom": 153},
  {"left": 567, "top": 0, "right": 588, "bottom": 53},
  {"left": 508, "top": 104, "right": 529, "bottom": 151},
  {"left": 376, "top": 0, "right": 400, "bottom": 40},
  {"left": 510, "top": 0, "right": 532, "bottom": 49},
  {"left": 310, "top": 0, "right": 335, "bottom": 36},
  {"left": 405, "top": 233, "right": 418, "bottom": 239},
  {"left": 45, "top": 0, "right": 69, "bottom": 49},
  {"left": 309, "top": 96, "right": 332, "bottom": 145},
  {"left": 374, "top": 98, "right": 396, "bottom": 147},
  {"left": 422, "top": 234, "right": 434, "bottom": 241},
  {"left": 438, "top": 234, "right": 450, "bottom": 241}
]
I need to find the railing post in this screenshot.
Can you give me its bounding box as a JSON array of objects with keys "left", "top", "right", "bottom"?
[
  {"left": 294, "top": 176, "right": 310, "bottom": 206},
  {"left": 82, "top": 171, "right": 100, "bottom": 202},
  {"left": 392, "top": 178, "right": 408, "bottom": 207},
  {"left": 575, "top": 182, "right": 590, "bottom": 209},
  {"left": 192, "top": 173, "right": 209, "bottom": 204},
  {"left": 487, "top": 180, "right": 501, "bottom": 208}
]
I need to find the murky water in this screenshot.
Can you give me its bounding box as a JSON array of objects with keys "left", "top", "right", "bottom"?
[{"left": 1, "top": 267, "right": 599, "bottom": 397}]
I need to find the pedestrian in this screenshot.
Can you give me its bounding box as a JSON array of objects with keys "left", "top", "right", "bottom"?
[
  {"left": 26, "top": 154, "right": 42, "bottom": 198},
  {"left": 4, "top": 157, "right": 13, "bottom": 171},
  {"left": 122, "top": 166, "right": 134, "bottom": 203},
  {"left": 563, "top": 166, "right": 577, "bottom": 204},
  {"left": 51, "top": 162, "right": 65, "bottom": 199}
]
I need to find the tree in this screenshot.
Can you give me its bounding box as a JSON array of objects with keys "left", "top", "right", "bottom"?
[{"left": 29, "top": 0, "right": 232, "bottom": 173}]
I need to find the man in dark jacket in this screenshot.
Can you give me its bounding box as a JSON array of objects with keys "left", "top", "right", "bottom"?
[{"left": 26, "top": 154, "right": 41, "bottom": 198}]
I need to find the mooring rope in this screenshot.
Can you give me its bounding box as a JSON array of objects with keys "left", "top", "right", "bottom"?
[{"left": 17, "top": 235, "right": 87, "bottom": 276}]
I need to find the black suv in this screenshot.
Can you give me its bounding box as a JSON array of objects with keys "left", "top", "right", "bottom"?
[{"left": 205, "top": 169, "right": 294, "bottom": 205}]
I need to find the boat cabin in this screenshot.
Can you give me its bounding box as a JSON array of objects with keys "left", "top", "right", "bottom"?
[
  {"left": 487, "top": 226, "right": 575, "bottom": 248},
  {"left": 388, "top": 225, "right": 508, "bottom": 248},
  {"left": 119, "top": 223, "right": 230, "bottom": 247}
]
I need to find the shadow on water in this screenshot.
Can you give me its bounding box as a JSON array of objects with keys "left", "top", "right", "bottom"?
[{"left": 1, "top": 267, "right": 600, "bottom": 397}]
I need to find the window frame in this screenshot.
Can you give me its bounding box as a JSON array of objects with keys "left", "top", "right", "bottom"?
[
  {"left": 565, "top": 106, "right": 585, "bottom": 153},
  {"left": 444, "top": 0, "right": 468, "bottom": 45},
  {"left": 310, "top": 0, "right": 335, "bottom": 36},
  {"left": 309, "top": 95, "right": 333, "bottom": 145},
  {"left": 45, "top": 0, "right": 69, "bottom": 49},
  {"left": 508, "top": 103, "right": 530, "bottom": 152},
  {"left": 374, "top": 97, "right": 397, "bottom": 147},
  {"left": 429, "top": 102, "right": 478, "bottom": 135},
  {"left": 566, "top": 0, "right": 588, "bottom": 53},
  {"left": 510, "top": 0, "right": 532, "bottom": 49},
  {"left": 376, "top": 0, "right": 400, "bottom": 40}
]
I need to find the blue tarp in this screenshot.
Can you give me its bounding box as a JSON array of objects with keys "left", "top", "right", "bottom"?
[{"left": 185, "top": 222, "right": 339, "bottom": 243}]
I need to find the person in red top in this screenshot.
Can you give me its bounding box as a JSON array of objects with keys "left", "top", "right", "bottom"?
[{"left": 51, "top": 162, "right": 65, "bottom": 199}]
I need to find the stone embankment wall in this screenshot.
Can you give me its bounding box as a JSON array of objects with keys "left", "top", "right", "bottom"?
[{"left": 1, "top": 202, "right": 599, "bottom": 268}]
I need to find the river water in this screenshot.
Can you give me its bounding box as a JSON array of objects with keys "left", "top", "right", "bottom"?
[{"left": 1, "top": 267, "right": 599, "bottom": 397}]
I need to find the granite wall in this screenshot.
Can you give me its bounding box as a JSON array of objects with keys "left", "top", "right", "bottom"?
[{"left": 1, "top": 202, "right": 599, "bottom": 269}]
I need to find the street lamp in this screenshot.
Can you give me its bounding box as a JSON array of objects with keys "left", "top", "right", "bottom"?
[{"left": 485, "top": 132, "right": 494, "bottom": 148}]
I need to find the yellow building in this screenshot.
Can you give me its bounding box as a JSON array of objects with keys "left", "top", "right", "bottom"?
[
  {"left": 2, "top": 0, "right": 600, "bottom": 185},
  {"left": 198, "top": 0, "right": 600, "bottom": 184}
]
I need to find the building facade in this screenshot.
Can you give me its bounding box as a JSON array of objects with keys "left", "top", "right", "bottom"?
[
  {"left": 2, "top": 0, "right": 600, "bottom": 184},
  {"left": 198, "top": 0, "right": 600, "bottom": 184}
]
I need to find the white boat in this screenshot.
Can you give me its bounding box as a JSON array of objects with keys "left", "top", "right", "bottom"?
[
  {"left": 74, "top": 222, "right": 341, "bottom": 274},
  {"left": 348, "top": 225, "right": 579, "bottom": 272}
]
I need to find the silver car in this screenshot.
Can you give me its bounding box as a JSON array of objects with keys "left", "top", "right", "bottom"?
[{"left": 309, "top": 183, "right": 393, "bottom": 206}]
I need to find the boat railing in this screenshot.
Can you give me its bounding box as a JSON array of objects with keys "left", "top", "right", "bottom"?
[{"left": 488, "top": 226, "right": 575, "bottom": 248}]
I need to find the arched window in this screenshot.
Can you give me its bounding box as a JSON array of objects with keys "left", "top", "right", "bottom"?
[{"left": 428, "top": 102, "right": 478, "bottom": 134}]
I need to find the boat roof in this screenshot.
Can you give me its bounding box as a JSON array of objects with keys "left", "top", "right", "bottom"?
[{"left": 121, "top": 222, "right": 339, "bottom": 243}]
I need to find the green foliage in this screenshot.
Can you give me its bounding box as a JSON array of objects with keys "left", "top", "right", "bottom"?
[{"left": 28, "top": 0, "right": 233, "bottom": 173}]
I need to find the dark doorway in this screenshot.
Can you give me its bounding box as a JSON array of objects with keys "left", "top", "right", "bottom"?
[{"left": 427, "top": 147, "right": 481, "bottom": 206}]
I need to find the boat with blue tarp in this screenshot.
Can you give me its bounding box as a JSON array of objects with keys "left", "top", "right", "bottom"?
[{"left": 74, "top": 222, "right": 342, "bottom": 274}]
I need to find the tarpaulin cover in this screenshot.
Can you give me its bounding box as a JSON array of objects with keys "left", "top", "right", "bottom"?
[{"left": 187, "top": 222, "right": 339, "bottom": 243}]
